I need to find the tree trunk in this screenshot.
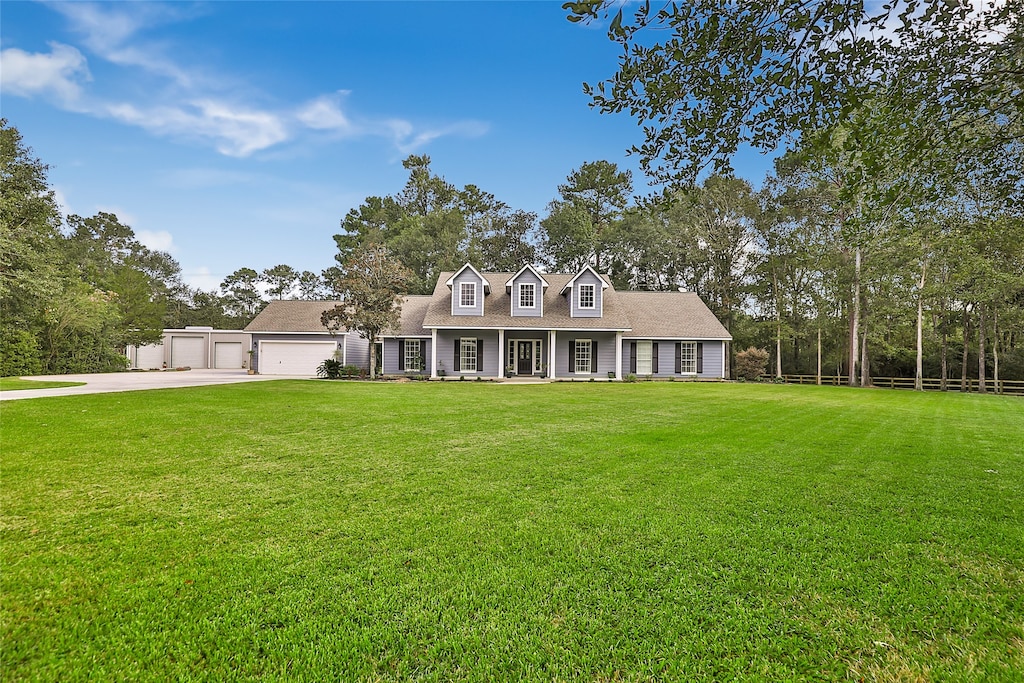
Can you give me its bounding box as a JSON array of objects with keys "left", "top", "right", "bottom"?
[
  {"left": 978, "top": 303, "right": 986, "bottom": 394},
  {"left": 774, "top": 269, "right": 782, "bottom": 378},
  {"left": 816, "top": 327, "right": 822, "bottom": 386},
  {"left": 939, "top": 296, "right": 948, "bottom": 391},
  {"left": 849, "top": 247, "right": 861, "bottom": 387},
  {"left": 915, "top": 258, "right": 927, "bottom": 391},
  {"left": 369, "top": 337, "right": 378, "bottom": 380},
  {"left": 961, "top": 306, "right": 970, "bottom": 392},
  {"left": 860, "top": 325, "right": 870, "bottom": 387},
  {"left": 993, "top": 307, "right": 1000, "bottom": 394}
]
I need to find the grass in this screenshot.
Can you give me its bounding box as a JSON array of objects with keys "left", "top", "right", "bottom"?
[
  {"left": 2, "top": 382, "right": 1022, "bottom": 681},
  {"left": 0, "top": 376, "right": 85, "bottom": 391}
]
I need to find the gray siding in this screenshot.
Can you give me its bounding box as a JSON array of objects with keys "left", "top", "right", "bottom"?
[
  {"left": 382, "top": 337, "right": 431, "bottom": 375},
  {"left": 435, "top": 329, "right": 500, "bottom": 376},
  {"left": 554, "top": 332, "right": 617, "bottom": 378},
  {"left": 451, "top": 269, "right": 485, "bottom": 316},
  {"left": 510, "top": 270, "right": 544, "bottom": 317},
  {"left": 569, "top": 270, "right": 604, "bottom": 318},
  {"left": 620, "top": 339, "right": 725, "bottom": 378},
  {"left": 345, "top": 334, "right": 370, "bottom": 370}
]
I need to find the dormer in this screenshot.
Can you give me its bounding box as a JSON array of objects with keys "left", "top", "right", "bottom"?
[
  {"left": 506, "top": 264, "right": 549, "bottom": 317},
  {"left": 561, "top": 265, "right": 608, "bottom": 318},
  {"left": 446, "top": 263, "right": 490, "bottom": 316}
]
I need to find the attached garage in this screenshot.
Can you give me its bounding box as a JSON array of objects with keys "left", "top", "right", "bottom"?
[
  {"left": 259, "top": 341, "right": 336, "bottom": 376},
  {"left": 170, "top": 336, "right": 206, "bottom": 368},
  {"left": 135, "top": 343, "right": 164, "bottom": 369},
  {"left": 214, "top": 341, "right": 243, "bottom": 369}
]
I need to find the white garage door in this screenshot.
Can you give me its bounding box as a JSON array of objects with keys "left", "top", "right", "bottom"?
[
  {"left": 214, "top": 342, "right": 243, "bottom": 368},
  {"left": 260, "top": 341, "right": 336, "bottom": 376},
  {"left": 170, "top": 336, "right": 206, "bottom": 368},
  {"left": 135, "top": 343, "right": 164, "bottom": 369}
]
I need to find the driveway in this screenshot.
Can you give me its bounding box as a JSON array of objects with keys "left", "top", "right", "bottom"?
[{"left": 0, "top": 369, "right": 314, "bottom": 401}]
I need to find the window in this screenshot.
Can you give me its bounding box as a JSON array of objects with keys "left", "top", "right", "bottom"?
[
  {"left": 519, "top": 283, "right": 535, "bottom": 309},
  {"left": 578, "top": 283, "right": 595, "bottom": 309},
  {"left": 460, "top": 338, "right": 477, "bottom": 372},
  {"left": 404, "top": 339, "right": 421, "bottom": 371},
  {"left": 637, "top": 340, "right": 653, "bottom": 375},
  {"left": 574, "top": 339, "right": 592, "bottom": 374},
  {"left": 459, "top": 282, "right": 476, "bottom": 308},
  {"left": 679, "top": 342, "right": 697, "bottom": 374}
]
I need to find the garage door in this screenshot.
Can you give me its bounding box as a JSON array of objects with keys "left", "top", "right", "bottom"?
[
  {"left": 260, "top": 341, "right": 336, "bottom": 376},
  {"left": 170, "top": 336, "right": 206, "bottom": 368},
  {"left": 214, "top": 342, "right": 243, "bottom": 368},
  {"left": 135, "top": 343, "right": 164, "bottom": 369}
]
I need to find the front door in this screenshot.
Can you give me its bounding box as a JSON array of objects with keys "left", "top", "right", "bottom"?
[{"left": 517, "top": 340, "right": 533, "bottom": 375}]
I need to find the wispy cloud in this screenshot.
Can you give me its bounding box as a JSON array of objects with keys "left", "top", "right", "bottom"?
[
  {"left": 136, "top": 229, "right": 176, "bottom": 254},
  {"left": 182, "top": 266, "right": 221, "bottom": 291},
  {"left": 2, "top": 2, "right": 489, "bottom": 158}
]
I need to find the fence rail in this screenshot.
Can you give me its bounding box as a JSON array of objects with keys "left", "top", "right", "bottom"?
[{"left": 771, "top": 374, "right": 1024, "bottom": 396}]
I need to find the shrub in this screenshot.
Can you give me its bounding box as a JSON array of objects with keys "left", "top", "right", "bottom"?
[
  {"left": 317, "top": 358, "right": 343, "bottom": 379},
  {"left": 734, "top": 347, "right": 769, "bottom": 381},
  {"left": 624, "top": 373, "right": 638, "bottom": 383},
  {"left": 0, "top": 328, "right": 42, "bottom": 377},
  {"left": 341, "top": 364, "right": 361, "bottom": 378}
]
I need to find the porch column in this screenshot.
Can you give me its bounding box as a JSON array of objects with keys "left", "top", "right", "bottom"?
[
  {"left": 615, "top": 331, "right": 623, "bottom": 380},
  {"left": 548, "top": 330, "right": 556, "bottom": 379},
  {"left": 497, "top": 328, "right": 505, "bottom": 379},
  {"left": 430, "top": 328, "right": 438, "bottom": 379}
]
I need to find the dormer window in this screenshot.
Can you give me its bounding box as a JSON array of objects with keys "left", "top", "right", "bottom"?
[
  {"left": 578, "top": 283, "right": 595, "bottom": 309},
  {"left": 519, "top": 283, "right": 535, "bottom": 309},
  {"left": 459, "top": 282, "right": 476, "bottom": 308}
]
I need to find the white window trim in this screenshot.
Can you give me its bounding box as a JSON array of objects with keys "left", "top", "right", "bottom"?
[
  {"left": 574, "top": 339, "right": 592, "bottom": 374},
  {"left": 459, "top": 282, "right": 477, "bottom": 308},
  {"left": 404, "top": 339, "right": 422, "bottom": 371},
  {"left": 460, "top": 337, "right": 477, "bottom": 373},
  {"left": 679, "top": 341, "right": 697, "bottom": 374},
  {"left": 518, "top": 282, "right": 536, "bottom": 309},
  {"left": 637, "top": 340, "right": 653, "bottom": 375},
  {"left": 578, "top": 283, "right": 596, "bottom": 310}
]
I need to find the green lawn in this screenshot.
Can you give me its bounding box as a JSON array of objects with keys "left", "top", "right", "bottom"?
[
  {"left": 2, "top": 382, "right": 1022, "bottom": 681},
  {"left": 0, "top": 376, "right": 85, "bottom": 391}
]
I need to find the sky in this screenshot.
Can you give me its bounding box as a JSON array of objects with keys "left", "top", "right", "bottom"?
[{"left": 1, "top": 1, "right": 778, "bottom": 292}]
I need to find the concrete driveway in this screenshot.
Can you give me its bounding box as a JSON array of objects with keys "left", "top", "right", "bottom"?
[{"left": 1, "top": 369, "right": 315, "bottom": 401}]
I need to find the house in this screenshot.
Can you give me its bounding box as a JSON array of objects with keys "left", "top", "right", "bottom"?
[{"left": 379, "top": 263, "right": 732, "bottom": 380}]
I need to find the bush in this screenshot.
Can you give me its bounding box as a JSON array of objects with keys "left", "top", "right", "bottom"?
[
  {"left": 734, "top": 347, "right": 769, "bottom": 381},
  {"left": 624, "top": 373, "right": 638, "bottom": 383},
  {"left": 0, "top": 328, "right": 42, "bottom": 377},
  {"left": 317, "top": 358, "right": 343, "bottom": 379}
]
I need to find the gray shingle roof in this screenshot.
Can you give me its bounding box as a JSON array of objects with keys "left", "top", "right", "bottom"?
[
  {"left": 244, "top": 300, "right": 343, "bottom": 333},
  {"left": 388, "top": 295, "right": 432, "bottom": 336},
  {"left": 422, "top": 271, "right": 633, "bottom": 330},
  {"left": 617, "top": 291, "right": 731, "bottom": 339}
]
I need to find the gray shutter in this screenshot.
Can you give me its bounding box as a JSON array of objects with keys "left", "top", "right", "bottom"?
[
  {"left": 675, "top": 342, "right": 681, "bottom": 374},
  {"left": 591, "top": 340, "right": 598, "bottom": 373},
  {"left": 652, "top": 342, "right": 659, "bottom": 374},
  {"left": 398, "top": 339, "right": 405, "bottom": 370},
  {"left": 477, "top": 338, "right": 484, "bottom": 372},
  {"left": 629, "top": 342, "right": 637, "bottom": 373},
  {"left": 567, "top": 340, "right": 574, "bottom": 373},
  {"left": 454, "top": 340, "right": 460, "bottom": 373},
  {"left": 697, "top": 342, "right": 704, "bottom": 374}
]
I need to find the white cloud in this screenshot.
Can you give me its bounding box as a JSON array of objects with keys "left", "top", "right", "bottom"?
[
  {"left": 104, "top": 100, "right": 289, "bottom": 157},
  {"left": 182, "top": 266, "right": 221, "bottom": 292},
  {"left": 136, "top": 229, "right": 176, "bottom": 254},
  {"left": 391, "top": 120, "right": 490, "bottom": 154},
  {"left": 297, "top": 92, "right": 355, "bottom": 133},
  {"left": 0, "top": 42, "right": 90, "bottom": 103}
]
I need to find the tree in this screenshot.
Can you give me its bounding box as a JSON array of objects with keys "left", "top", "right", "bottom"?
[
  {"left": 220, "top": 268, "right": 265, "bottom": 321},
  {"left": 541, "top": 161, "right": 632, "bottom": 271},
  {"left": 565, "top": 0, "right": 1023, "bottom": 186},
  {"left": 297, "top": 270, "right": 326, "bottom": 300},
  {"left": 261, "top": 264, "right": 299, "bottom": 300},
  {"left": 321, "top": 245, "right": 411, "bottom": 379}
]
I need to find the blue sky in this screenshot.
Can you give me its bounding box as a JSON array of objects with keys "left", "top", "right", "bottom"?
[{"left": 1, "top": 1, "right": 777, "bottom": 291}]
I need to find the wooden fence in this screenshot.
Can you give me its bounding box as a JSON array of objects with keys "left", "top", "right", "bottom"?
[{"left": 770, "top": 374, "right": 1024, "bottom": 396}]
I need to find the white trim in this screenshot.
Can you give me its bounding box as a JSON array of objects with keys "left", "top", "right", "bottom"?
[
  {"left": 507, "top": 337, "right": 543, "bottom": 376},
  {"left": 621, "top": 336, "right": 732, "bottom": 341},
  {"left": 518, "top": 282, "right": 536, "bottom": 310},
  {"left": 430, "top": 328, "right": 438, "bottom": 378},
  {"left": 578, "top": 283, "right": 596, "bottom": 310},
  {"left": 614, "top": 331, "right": 623, "bottom": 380},
  {"left": 504, "top": 264, "right": 550, "bottom": 290},
  {"left": 458, "top": 281, "right": 477, "bottom": 309},
  {"left": 426, "top": 325, "right": 632, "bottom": 333},
  {"left": 560, "top": 265, "right": 610, "bottom": 294},
  {"left": 445, "top": 263, "right": 491, "bottom": 291},
  {"left": 247, "top": 330, "right": 347, "bottom": 336},
  {"left": 574, "top": 338, "right": 593, "bottom": 374},
  {"left": 548, "top": 330, "right": 556, "bottom": 379}
]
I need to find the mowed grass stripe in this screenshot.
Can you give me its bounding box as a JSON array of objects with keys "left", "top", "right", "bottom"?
[{"left": 2, "top": 382, "right": 1022, "bottom": 681}]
